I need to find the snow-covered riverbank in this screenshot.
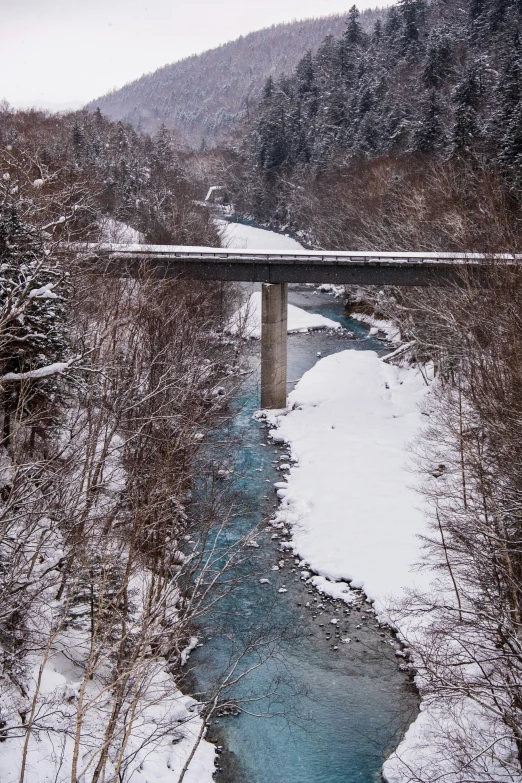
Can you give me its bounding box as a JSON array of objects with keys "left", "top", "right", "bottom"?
[
  {"left": 216, "top": 218, "right": 303, "bottom": 251},
  {"left": 0, "top": 656, "right": 215, "bottom": 783},
  {"left": 264, "top": 349, "right": 441, "bottom": 783},
  {"left": 265, "top": 350, "right": 432, "bottom": 616}
]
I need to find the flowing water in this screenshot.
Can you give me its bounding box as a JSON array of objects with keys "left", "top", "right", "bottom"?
[{"left": 190, "top": 223, "right": 419, "bottom": 783}]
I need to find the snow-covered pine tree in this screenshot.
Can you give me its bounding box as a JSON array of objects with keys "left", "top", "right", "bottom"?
[
  {"left": 397, "top": 0, "right": 428, "bottom": 63},
  {"left": 451, "top": 64, "right": 483, "bottom": 158},
  {"left": 343, "top": 5, "right": 366, "bottom": 48},
  {"left": 411, "top": 89, "right": 447, "bottom": 154},
  {"left": 422, "top": 27, "right": 453, "bottom": 90},
  {"left": 499, "top": 102, "right": 522, "bottom": 191},
  {"left": 494, "top": 29, "right": 522, "bottom": 148}
]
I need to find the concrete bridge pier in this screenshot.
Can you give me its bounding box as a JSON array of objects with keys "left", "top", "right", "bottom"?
[{"left": 261, "top": 283, "right": 288, "bottom": 409}]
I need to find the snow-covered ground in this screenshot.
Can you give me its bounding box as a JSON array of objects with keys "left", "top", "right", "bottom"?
[
  {"left": 266, "top": 350, "right": 431, "bottom": 615},
  {"left": 0, "top": 657, "right": 215, "bottom": 783},
  {"left": 350, "top": 312, "right": 401, "bottom": 344},
  {"left": 228, "top": 291, "right": 341, "bottom": 338},
  {"left": 216, "top": 218, "right": 303, "bottom": 251},
  {"left": 99, "top": 217, "right": 144, "bottom": 244}
]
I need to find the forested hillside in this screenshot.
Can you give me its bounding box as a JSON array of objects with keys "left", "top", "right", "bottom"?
[
  {"left": 85, "top": 10, "right": 384, "bottom": 148},
  {"left": 225, "top": 0, "right": 522, "bottom": 252}
]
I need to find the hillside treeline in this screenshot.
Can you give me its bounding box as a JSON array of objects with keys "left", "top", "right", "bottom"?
[
  {"left": 224, "top": 0, "right": 522, "bottom": 252},
  {"left": 0, "top": 107, "right": 247, "bottom": 781},
  {"left": 0, "top": 106, "right": 218, "bottom": 245},
  {"left": 86, "top": 10, "right": 384, "bottom": 148}
]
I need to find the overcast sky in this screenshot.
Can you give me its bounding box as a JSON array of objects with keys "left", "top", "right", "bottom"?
[{"left": 1, "top": 0, "right": 387, "bottom": 109}]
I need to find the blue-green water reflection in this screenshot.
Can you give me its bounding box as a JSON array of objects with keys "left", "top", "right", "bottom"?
[{"left": 190, "top": 286, "right": 418, "bottom": 783}]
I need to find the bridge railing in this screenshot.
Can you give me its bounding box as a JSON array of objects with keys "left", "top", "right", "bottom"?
[
  {"left": 62, "top": 242, "right": 518, "bottom": 264},
  {"left": 59, "top": 242, "right": 519, "bottom": 287}
]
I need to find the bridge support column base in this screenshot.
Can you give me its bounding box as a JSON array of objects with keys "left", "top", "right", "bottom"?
[{"left": 261, "top": 283, "right": 288, "bottom": 409}]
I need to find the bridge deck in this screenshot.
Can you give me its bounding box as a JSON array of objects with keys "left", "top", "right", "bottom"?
[{"left": 75, "top": 243, "right": 510, "bottom": 286}]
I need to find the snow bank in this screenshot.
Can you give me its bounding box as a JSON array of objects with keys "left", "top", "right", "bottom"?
[
  {"left": 267, "top": 350, "right": 431, "bottom": 616},
  {"left": 215, "top": 219, "right": 303, "bottom": 251},
  {"left": 350, "top": 312, "right": 401, "bottom": 344},
  {"left": 0, "top": 660, "right": 215, "bottom": 783},
  {"left": 228, "top": 291, "right": 341, "bottom": 339},
  {"left": 99, "top": 217, "right": 144, "bottom": 244}
]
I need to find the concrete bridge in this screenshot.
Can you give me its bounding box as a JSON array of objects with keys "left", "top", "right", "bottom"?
[{"left": 78, "top": 243, "right": 509, "bottom": 408}]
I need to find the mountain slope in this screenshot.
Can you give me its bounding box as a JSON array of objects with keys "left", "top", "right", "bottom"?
[
  {"left": 228, "top": 0, "right": 522, "bottom": 251},
  {"left": 85, "top": 10, "right": 384, "bottom": 148}
]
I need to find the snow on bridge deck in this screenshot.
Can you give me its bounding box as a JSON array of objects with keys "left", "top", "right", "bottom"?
[{"left": 71, "top": 243, "right": 511, "bottom": 286}]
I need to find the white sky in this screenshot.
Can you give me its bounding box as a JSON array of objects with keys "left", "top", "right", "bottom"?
[{"left": 1, "top": 0, "right": 387, "bottom": 109}]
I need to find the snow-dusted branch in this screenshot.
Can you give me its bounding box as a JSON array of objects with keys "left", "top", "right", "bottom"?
[{"left": 0, "top": 357, "right": 79, "bottom": 385}]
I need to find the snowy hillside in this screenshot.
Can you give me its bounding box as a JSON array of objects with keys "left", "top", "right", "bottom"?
[{"left": 85, "top": 9, "right": 384, "bottom": 147}]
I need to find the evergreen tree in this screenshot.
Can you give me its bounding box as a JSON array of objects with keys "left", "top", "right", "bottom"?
[
  {"left": 422, "top": 28, "right": 453, "bottom": 89},
  {"left": 372, "top": 19, "right": 383, "bottom": 45},
  {"left": 502, "top": 30, "right": 522, "bottom": 114},
  {"left": 262, "top": 76, "right": 275, "bottom": 101},
  {"left": 411, "top": 90, "right": 446, "bottom": 154},
  {"left": 354, "top": 110, "right": 380, "bottom": 157},
  {"left": 153, "top": 124, "right": 177, "bottom": 173},
  {"left": 343, "top": 5, "right": 366, "bottom": 48},
  {"left": 296, "top": 51, "right": 315, "bottom": 96},
  {"left": 493, "top": 30, "right": 522, "bottom": 147},
  {"left": 452, "top": 104, "right": 480, "bottom": 158},
  {"left": 468, "top": 0, "right": 489, "bottom": 44},
  {"left": 490, "top": 0, "right": 512, "bottom": 32},
  {"left": 382, "top": 6, "right": 402, "bottom": 65},
  {"left": 0, "top": 192, "right": 68, "bottom": 379},
  {"left": 72, "top": 122, "right": 85, "bottom": 156},
  {"left": 258, "top": 79, "right": 289, "bottom": 169},
  {"left": 451, "top": 64, "right": 482, "bottom": 157},
  {"left": 398, "top": 0, "right": 428, "bottom": 63},
  {"left": 469, "top": 0, "right": 488, "bottom": 23},
  {"left": 384, "top": 6, "right": 401, "bottom": 41},
  {"left": 0, "top": 179, "right": 69, "bottom": 445},
  {"left": 499, "top": 102, "right": 522, "bottom": 190}
]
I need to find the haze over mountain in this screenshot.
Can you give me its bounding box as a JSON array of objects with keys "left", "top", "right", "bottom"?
[{"left": 86, "top": 10, "right": 384, "bottom": 148}]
